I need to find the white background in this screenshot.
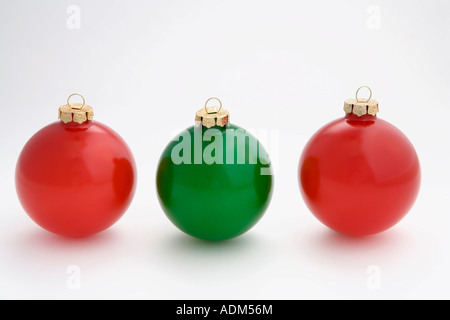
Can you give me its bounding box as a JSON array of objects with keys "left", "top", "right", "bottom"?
[{"left": 1, "top": 0, "right": 449, "bottom": 299}]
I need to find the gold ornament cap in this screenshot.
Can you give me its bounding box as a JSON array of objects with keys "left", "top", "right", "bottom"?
[
  {"left": 195, "top": 97, "right": 229, "bottom": 128},
  {"left": 344, "top": 86, "right": 379, "bottom": 117},
  {"left": 58, "top": 93, "right": 94, "bottom": 124}
]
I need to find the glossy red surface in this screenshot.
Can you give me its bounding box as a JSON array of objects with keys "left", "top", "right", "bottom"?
[
  {"left": 299, "top": 114, "right": 421, "bottom": 236},
  {"left": 16, "top": 121, "right": 136, "bottom": 237}
]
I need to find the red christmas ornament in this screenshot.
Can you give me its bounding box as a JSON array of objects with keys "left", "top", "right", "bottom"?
[
  {"left": 15, "top": 94, "right": 136, "bottom": 237},
  {"left": 299, "top": 87, "right": 420, "bottom": 236}
]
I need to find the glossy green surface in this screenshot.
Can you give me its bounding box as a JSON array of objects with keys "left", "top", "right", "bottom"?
[{"left": 156, "top": 124, "right": 273, "bottom": 241}]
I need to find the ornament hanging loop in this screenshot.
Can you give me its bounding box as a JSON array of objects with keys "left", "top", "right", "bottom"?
[
  {"left": 204, "top": 97, "right": 222, "bottom": 115},
  {"left": 195, "top": 97, "right": 229, "bottom": 128},
  {"left": 67, "top": 93, "right": 86, "bottom": 110},
  {"left": 356, "top": 86, "right": 372, "bottom": 103}
]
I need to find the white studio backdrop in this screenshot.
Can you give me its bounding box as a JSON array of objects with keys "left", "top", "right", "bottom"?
[{"left": 0, "top": 0, "right": 449, "bottom": 299}]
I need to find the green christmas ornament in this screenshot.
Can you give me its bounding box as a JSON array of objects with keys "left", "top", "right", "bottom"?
[{"left": 156, "top": 98, "right": 273, "bottom": 241}]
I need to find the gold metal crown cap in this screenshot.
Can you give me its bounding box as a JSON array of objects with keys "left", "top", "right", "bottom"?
[
  {"left": 195, "top": 97, "right": 229, "bottom": 128},
  {"left": 58, "top": 93, "right": 94, "bottom": 124},
  {"left": 344, "top": 86, "right": 379, "bottom": 117}
]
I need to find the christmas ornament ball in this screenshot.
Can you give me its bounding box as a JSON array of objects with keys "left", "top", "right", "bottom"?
[
  {"left": 299, "top": 87, "right": 420, "bottom": 236},
  {"left": 15, "top": 94, "right": 136, "bottom": 237},
  {"left": 156, "top": 98, "right": 273, "bottom": 241}
]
